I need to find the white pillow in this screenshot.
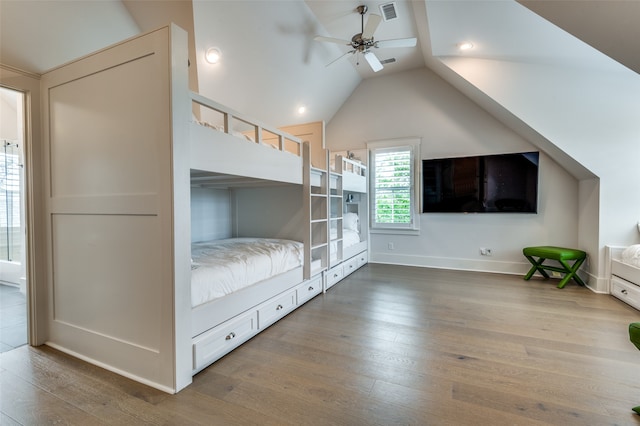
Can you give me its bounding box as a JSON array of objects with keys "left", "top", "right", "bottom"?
[
  {"left": 343, "top": 212, "right": 359, "bottom": 231},
  {"left": 622, "top": 244, "right": 640, "bottom": 267}
]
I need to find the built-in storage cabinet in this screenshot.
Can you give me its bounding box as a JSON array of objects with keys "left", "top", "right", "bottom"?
[
  {"left": 607, "top": 246, "right": 640, "bottom": 311},
  {"left": 258, "top": 288, "right": 297, "bottom": 329},
  {"left": 192, "top": 309, "right": 257, "bottom": 371},
  {"left": 192, "top": 274, "right": 322, "bottom": 372},
  {"left": 611, "top": 276, "right": 640, "bottom": 310},
  {"left": 296, "top": 275, "right": 323, "bottom": 305}
]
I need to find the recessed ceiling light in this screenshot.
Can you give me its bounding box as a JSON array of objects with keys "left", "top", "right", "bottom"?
[
  {"left": 458, "top": 42, "right": 474, "bottom": 51},
  {"left": 205, "top": 47, "right": 222, "bottom": 64},
  {"left": 297, "top": 105, "right": 306, "bottom": 115}
]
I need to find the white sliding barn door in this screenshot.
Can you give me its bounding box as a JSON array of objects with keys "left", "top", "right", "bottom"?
[{"left": 41, "top": 26, "right": 189, "bottom": 392}]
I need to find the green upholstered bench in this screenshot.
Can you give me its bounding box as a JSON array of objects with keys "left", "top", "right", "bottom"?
[
  {"left": 523, "top": 246, "right": 586, "bottom": 289},
  {"left": 629, "top": 323, "right": 640, "bottom": 414}
]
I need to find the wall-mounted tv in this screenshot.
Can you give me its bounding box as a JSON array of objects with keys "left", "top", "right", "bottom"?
[{"left": 422, "top": 152, "right": 539, "bottom": 213}]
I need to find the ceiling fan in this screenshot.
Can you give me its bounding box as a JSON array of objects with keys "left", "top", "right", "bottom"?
[{"left": 314, "top": 5, "right": 417, "bottom": 72}]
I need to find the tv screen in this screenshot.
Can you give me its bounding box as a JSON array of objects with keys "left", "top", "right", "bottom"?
[{"left": 422, "top": 152, "right": 539, "bottom": 213}]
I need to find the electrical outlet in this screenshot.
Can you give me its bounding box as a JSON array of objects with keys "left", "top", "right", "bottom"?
[
  {"left": 388, "top": 242, "right": 395, "bottom": 250},
  {"left": 480, "top": 248, "right": 492, "bottom": 256}
]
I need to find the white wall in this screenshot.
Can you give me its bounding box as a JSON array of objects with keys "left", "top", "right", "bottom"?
[
  {"left": 0, "top": 87, "right": 19, "bottom": 139},
  {"left": 232, "top": 185, "right": 305, "bottom": 243},
  {"left": 190, "top": 187, "right": 232, "bottom": 243},
  {"left": 327, "top": 67, "right": 580, "bottom": 277},
  {"left": 190, "top": 185, "right": 305, "bottom": 244},
  {"left": 439, "top": 57, "right": 640, "bottom": 291}
]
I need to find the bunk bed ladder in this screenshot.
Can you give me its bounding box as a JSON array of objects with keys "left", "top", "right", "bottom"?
[
  {"left": 329, "top": 152, "right": 344, "bottom": 270},
  {"left": 303, "top": 143, "right": 329, "bottom": 280}
]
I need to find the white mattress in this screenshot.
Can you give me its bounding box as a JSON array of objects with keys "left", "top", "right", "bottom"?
[
  {"left": 343, "top": 229, "right": 360, "bottom": 248},
  {"left": 330, "top": 229, "right": 361, "bottom": 257},
  {"left": 191, "top": 238, "right": 304, "bottom": 307},
  {"left": 622, "top": 245, "right": 640, "bottom": 268}
]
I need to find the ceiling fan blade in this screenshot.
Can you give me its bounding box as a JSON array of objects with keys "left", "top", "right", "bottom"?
[
  {"left": 361, "top": 14, "right": 382, "bottom": 40},
  {"left": 363, "top": 51, "right": 383, "bottom": 72},
  {"left": 326, "top": 50, "right": 356, "bottom": 67},
  {"left": 375, "top": 38, "right": 418, "bottom": 49},
  {"left": 314, "top": 36, "right": 351, "bottom": 46}
]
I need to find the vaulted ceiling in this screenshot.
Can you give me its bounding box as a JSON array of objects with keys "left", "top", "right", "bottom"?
[{"left": 1, "top": 1, "right": 638, "bottom": 132}]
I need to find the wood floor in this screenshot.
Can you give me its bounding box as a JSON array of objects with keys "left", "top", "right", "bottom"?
[{"left": 2, "top": 264, "right": 640, "bottom": 425}]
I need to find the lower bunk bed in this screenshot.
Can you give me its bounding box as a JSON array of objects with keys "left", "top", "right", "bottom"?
[
  {"left": 327, "top": 212, "right": 368, "bottom": 290},
  {"left": 190, "top": 237, "right": 322, "bottom": 373},
  {"left": 609, "top": 245, "right": 640, "bottom": 311}
]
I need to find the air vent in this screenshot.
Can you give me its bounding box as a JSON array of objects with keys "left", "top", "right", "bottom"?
[
  {"left": 379, "top": 2, "right": 398, "bottom": 21},
  {"left": 380, "top": 58, "right": 396, "bottom": 65}
]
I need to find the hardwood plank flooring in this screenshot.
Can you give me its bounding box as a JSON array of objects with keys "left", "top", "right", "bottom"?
[{"left": 2, "top": 264, "right": 640, "bottom": 425}]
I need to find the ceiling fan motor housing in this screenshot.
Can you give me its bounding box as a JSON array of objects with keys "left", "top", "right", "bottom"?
[{"left": 351, "top": 33, "right": 375, "bottom": 52}]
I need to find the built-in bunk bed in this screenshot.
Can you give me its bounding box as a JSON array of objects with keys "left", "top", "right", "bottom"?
[
  {"left": 326, "top": 154, "right": 369, "bottom": 290},
  {"left": 189, "top": 94, "right": 325, "bottom": 374},
  {"left": 607, "top": 245, "right": 640, "bottom": 310},
  {"left": 39, "top": 24, "right": 325, "bottom": 393}
]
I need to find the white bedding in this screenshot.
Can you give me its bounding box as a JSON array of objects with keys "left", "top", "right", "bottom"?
[
  {"left": 343, "top": 229, "right": 360, "bottom": 248},
  {"left": 622, "top": 244, "right": 640, "bottom": 268},
  {"left": 191, "top": 238, "right": 304, "bottom": 307}
]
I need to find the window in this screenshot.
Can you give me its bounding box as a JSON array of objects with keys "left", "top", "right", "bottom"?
[{"left": 368, "top": 139, "right": 420, "bottom": 232}]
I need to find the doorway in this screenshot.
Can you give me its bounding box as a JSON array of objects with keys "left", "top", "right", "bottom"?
[{"left": 0, "top": 86, "right": 27, "bottom": 352}]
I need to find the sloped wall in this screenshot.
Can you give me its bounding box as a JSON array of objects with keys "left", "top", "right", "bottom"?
[{"left": 327, "top": 67, "right": 581, "bottom": 279}]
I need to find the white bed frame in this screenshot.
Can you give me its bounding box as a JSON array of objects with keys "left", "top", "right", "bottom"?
[
  {"left": 607, "top": 246, "right": 640, "bottom": 310},
  {"left": 339, "top": 156, "right": 367, "bottom": 193},
  {"left": 325, "top": 154, "right": 369, "bottom": 290},
  {"left": 39, "top": 24, "right": 326, "bottom": 393},
  {"left": 190, "top": 92, "right": 303, "bottom": 185}
]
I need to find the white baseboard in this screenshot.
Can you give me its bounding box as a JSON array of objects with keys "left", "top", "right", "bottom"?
[{"left": 369, "top": 252, "right": 607, "bottom": 293}]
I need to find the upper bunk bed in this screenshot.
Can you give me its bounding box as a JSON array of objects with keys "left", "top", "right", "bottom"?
[
  {"left": 332, "top": 154, "right": 367, "bottom": 193},
  {"left": 190, "top": 92, "right": 304, "bottom": 186}
]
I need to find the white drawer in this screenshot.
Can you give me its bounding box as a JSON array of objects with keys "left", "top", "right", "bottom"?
[
  {"left": 343, "top": 256, "right": 359, "bottom": 277},
  {"left": 356, "top": 250, "right": 368, "bottom": 268},
  {"left": 258, "top": 289, "right": 297, "bottom": 329},
  {"left": 611, "top": 276, "right": 640, "bottom": 310},
  {"left": 326, "top": 265, "right": 344, "bottom": 289},
  {"left": 297, "top": 276, "right": 322, "bottom": 305},
  {"left": 192, "top": 310, "right": 257, "bottom": 370}
]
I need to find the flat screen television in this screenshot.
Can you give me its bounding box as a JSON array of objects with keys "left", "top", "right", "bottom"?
[{"left": 422, "top": 152, "right": 539, "bottom": 213}]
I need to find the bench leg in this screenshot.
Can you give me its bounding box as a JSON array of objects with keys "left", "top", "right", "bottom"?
[
  {"left": 524, "top": 256, "right": 550, "bottom": 280},
  {"left": 557, "top": 258, "right": 586, "bottom": 289}
]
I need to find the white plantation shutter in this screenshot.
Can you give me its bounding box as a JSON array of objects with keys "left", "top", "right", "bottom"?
[
  {"left": 372, "top": 148, "right": 412, "bottom": 225},
  {"left": 368, "top": 139, "right": 420, "bottom": 232}
]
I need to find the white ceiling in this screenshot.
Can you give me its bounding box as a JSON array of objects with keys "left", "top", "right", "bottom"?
[{"left": 1, "top": 0, "right": 638, "bottom": 130}]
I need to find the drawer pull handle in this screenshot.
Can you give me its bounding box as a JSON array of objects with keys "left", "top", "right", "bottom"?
[
  {"left": 276, "top": 304, "right": 283, "bottom": 311},
  {"left": 334, "top": 274, "right": 339, "bottom": 278},
  {"left": 225, "top": 332, "right": 236, "bottom": 341},
  {"left": 308, "top": 286, "right": 314, "bottom": 291},
  {"left": 622, "top": 289, "right": 628, "bottom": 295}
]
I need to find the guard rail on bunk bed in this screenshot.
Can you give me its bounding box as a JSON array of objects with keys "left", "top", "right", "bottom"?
[
  {"left": 189, "top": 91, "right": 304, "bottom": 185},
  {"left": 335, "top": 155, "right": 367, "bottom": 193}
]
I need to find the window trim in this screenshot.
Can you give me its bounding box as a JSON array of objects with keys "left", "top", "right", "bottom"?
[{"left": 367, "top": 138, "right": 421, "bottom": 234}]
